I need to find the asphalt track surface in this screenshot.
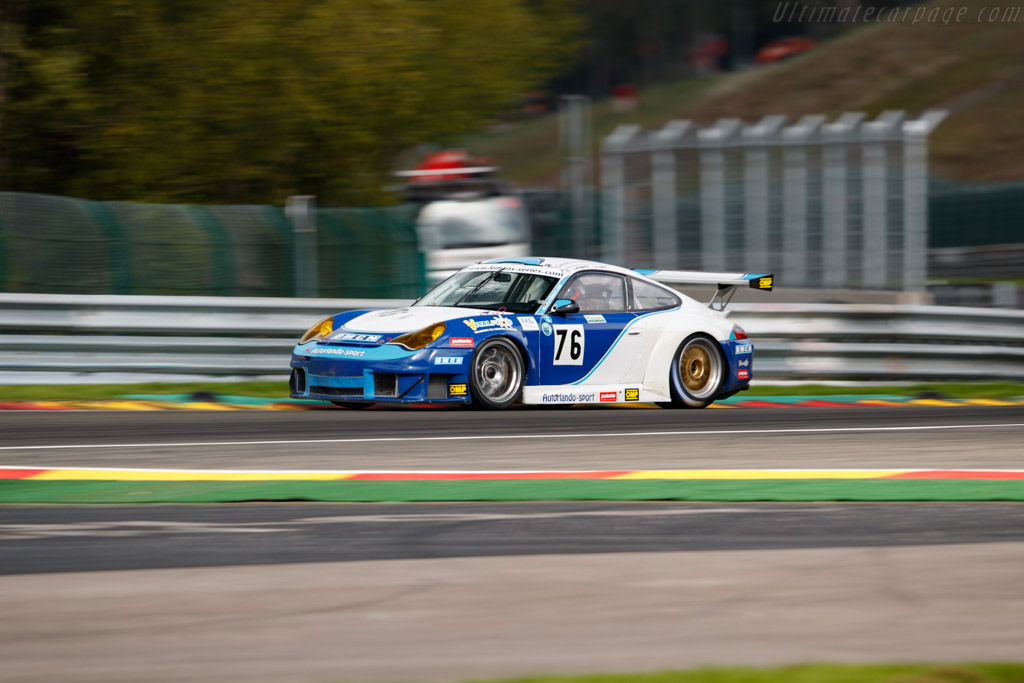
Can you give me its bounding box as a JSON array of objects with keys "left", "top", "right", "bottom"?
[
  {"left": 1, "top": 404, "right": 1023, "bottom": 470},
  {"left": 3, "top": 405, "right": 1024, "bottom": 682}
]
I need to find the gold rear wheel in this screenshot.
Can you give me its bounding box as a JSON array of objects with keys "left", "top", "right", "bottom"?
[{"left": 664, "top": 334, "right": 724, "bottom": 408}]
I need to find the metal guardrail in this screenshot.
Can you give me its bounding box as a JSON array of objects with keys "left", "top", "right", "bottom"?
[
  {"left": 0, "top": 293, "right": 1022, "bottom": 384},
  {"left": 730, "top": 303, "right": 1024, "bottom": 381}
]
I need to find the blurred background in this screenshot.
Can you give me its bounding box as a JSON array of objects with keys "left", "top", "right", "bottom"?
[{"left": 1, "top": 0, "right": 1022, "bottom": 305}]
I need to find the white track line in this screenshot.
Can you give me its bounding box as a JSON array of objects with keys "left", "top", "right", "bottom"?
[{"left": 1, "top": 422, "right": 1023, "bottom": 451}]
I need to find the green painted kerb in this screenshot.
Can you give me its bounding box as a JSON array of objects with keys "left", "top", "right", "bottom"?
[{"left": 4, "top": 479, "right": 1024, "bottom": 504}]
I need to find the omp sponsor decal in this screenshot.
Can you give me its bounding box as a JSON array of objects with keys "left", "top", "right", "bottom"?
[
  {"left": 434, "top": 356, "right": 463, "bottom": 366},
  {"left": 331, "top": 333, "right": 382, "bottom": 343},
  {"left": 625, "top": 388, "right": 640, "bottom": 401},
  {"left": 449, "top": 383, "right": 468, "bottom": 396},
  {"left": 449, "top": 337, "right": 474, "bottom": 348},
  {"left": 735, "top": 344, "right": 752, "bottom": 355},
  {"left": 464, "top": 316, "right": 514, "bottom": 333},
  {"left": 516, "top": 316, "right": 539, "bottom": 331},
  {"left": 737, "top": 369, "right": 750, "bottom": 379},
  {"left": 310, "top": 347, "right": 365, "bottom": 357},
  {"left": 584, "top": 314, "right": 606, "bottom": 324},
  {"left": 552, "top": 325, "right": 584, "bottom": 365},
  {"left": 755, "top": 276, "right": 773, "bottom": 290},
  {"left": 600, "top": 391, "right": 617, "bottom": 402}
]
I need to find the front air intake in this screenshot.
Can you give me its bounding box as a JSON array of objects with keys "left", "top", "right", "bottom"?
[
  {"left": 290, "top": 368, "right": 306, "bottom": 394},
  {"left": 374, "top": 373, "right": 397, "bottom": 398},
  {"left": 427, "top": 374, "right": 448, "bottom": 400}
]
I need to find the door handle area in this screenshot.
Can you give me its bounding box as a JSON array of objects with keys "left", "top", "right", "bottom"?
[{"left": 627, "top": 327, "right": 644, "bottom": 336}]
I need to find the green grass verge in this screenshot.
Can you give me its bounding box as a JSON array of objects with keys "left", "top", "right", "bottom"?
[
  {"left": 1, "top": 381, "right": 1023, "bottom": 403},
  {"left": 438, "top": 664, "right": 1024, "bottom": 683},
  {"left": 4, "top": 479, "right": 1024, "bottom": 504}
]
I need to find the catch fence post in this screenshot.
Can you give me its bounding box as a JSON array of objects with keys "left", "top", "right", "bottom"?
[
  {"left": 600, "top": 125, "right": 640, "bottom": 265},
  {"left": 821, "top": 113, "right": 865, "bottom": 289},
  {"left": 286, "top": 195, "right": 318, "bottom": 298},
  {"left": 742, "top": 115, "right": 785, "bottom": 276},
  {"left": 781, "top": 115, "right": 825, "bottom": 288},
  {"left": 651, "top": 121, "right": 693, "bottom": 270},
  {"left": 698, "top": 119, "right": 741, "bottom": 272},
  {"left": 902, "top": 110, "right": 947, "bottom": 291},
  {"left": 861, "top": 111, "right": 904, "bottom": 289}
]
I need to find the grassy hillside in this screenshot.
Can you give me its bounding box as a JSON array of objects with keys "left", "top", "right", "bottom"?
[{"left": 467, "top": 0, "right": 1024, "bottom": 186}]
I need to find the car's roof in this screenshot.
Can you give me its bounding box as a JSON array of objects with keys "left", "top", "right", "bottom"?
[{"left": 477, "top": 256, "right": 638, "bottom": 278}]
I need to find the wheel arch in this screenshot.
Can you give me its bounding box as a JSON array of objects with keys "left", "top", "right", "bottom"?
[{"left": 473, "top": 329, "right": 538, "bottom": 385}]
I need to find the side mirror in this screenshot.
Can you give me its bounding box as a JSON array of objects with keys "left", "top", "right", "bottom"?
[{"left": 550, "top": 298, "right": 579, "bottom": 316}]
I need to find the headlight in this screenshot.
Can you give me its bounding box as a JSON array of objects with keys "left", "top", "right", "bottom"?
[
  {"left": 389, "top": 323, "right": 446, "bottom": 350},
  {"left": 299, "top": 316, "right": 334, "bottom": 344}
]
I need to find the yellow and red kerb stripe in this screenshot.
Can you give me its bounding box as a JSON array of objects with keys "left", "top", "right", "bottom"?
[{"left": 3, "top": 467, "right": 1024, "bottom": 481}]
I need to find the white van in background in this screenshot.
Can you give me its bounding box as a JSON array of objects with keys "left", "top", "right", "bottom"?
[{"left": 397, "top": 151, "right": 532, "bottom": 287}]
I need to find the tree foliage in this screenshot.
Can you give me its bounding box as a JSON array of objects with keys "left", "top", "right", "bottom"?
[{"left": 0, "top": 0, "right": 581, "bottom": 204}]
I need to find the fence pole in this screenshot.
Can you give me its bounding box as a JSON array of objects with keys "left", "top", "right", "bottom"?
[
  {"left": 560, "top": 95, "right": 593, "bottom": 259},
  {"left": 903, "top": 110, "right": 947, "bottom": 291},
  {"left": 698, "top": 119, "right": 741, "bottom": 272},
  {"left": 742, "top": 115, "right": 785, "bottom": 275},
  {"left": 651, "top": 120, "right": 692, "bottom": 270},
  {"left": 861, "top": 111, "right": 904, "bottom": 288},
  {"left": 821, "top": 113, "right": 864, "bottom": 289},
  {"left": 600, "top": 125, "right": 639, "bottom": 265},
  {"left": 286, "top": 195, "right": 318, "bottom": 298},
  {"left": 781, "top": 115, "right": 824, "bottom": 288}
]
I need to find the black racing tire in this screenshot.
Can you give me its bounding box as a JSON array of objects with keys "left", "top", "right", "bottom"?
[
  {"left": 468, "top": 337, "right": 524, "bottom": 410},
  {"left": 330, "top": 401, "right": 374, "bottom": 410},
  {"left": 660, "top": 333, "right": 726, "bottom": 409}
]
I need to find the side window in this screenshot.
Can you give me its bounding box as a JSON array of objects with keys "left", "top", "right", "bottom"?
[
  {"left": 630, "top": 278, "right": 681, "bottom": 311},
  {"left": 558, "top": 273, "right": 626, "bottom": 313}
]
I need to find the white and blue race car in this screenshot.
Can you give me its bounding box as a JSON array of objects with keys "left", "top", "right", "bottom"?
[{"left": 289, "top": 257, "right": 773, "bottom": 409}]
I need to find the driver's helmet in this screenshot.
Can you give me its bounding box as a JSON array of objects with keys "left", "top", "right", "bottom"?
[{"left": 567, "top": 277, "right": 612, "bottom": 310}]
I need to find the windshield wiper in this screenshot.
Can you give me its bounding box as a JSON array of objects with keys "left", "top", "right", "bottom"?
[{"left": 453, "top": 270, "right": 500, "bottom": 308}]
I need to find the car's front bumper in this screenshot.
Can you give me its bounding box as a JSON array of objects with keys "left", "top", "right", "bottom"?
[{"left": 289, "top": 341, "right": 475, "bottom": 404}]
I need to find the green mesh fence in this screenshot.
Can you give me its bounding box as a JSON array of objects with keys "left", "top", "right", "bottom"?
[
  {"left": 0, "top": 192, "right": 425, "bottom": 298},
  {"left": 316, "top": 204, "right": 425, "bottom": 299},
  {"left": 929, "top": 178, "right": 1024, "bottom": 248}
]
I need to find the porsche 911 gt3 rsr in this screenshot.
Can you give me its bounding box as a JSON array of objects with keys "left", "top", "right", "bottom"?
[{"left": 289, "top": 257, "right": 773, "bottom": 409}]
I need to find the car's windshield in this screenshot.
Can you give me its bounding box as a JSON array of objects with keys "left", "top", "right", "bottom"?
[{"left": 414, "top": 269, "right": 557, "bottom": 313}]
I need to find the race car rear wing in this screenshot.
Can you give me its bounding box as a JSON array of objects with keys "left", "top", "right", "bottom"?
[{"left": 633, "top": 269, "right": 774, "bottom": 311}]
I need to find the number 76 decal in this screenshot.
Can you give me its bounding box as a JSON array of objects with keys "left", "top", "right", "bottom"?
[{"left": 553, "top": 325, "right": 585, "bottom": 365}]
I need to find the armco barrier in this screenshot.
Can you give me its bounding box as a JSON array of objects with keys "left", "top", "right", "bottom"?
[{"left": 0, "top": 293, "right": 1022, "bottom": 384}]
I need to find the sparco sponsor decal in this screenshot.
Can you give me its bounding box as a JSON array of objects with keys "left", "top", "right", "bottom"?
[
  {"left": 449, "top": 337, "right": 474, "bottom": 348},
  {"left": 464, "top": 316, "right": 514, "bottom": 333},
  {"left": 541, "top": 392, "right": 595, "bottom": 403},
  {"left": 735, "top": 343, "right": 753, "bottom": 354},
  {"left": 600, "top": 391, "right": 617, "bottom": 402},
  {"left": 310, "top": 347, "right": 365, "bottom": 357}
]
